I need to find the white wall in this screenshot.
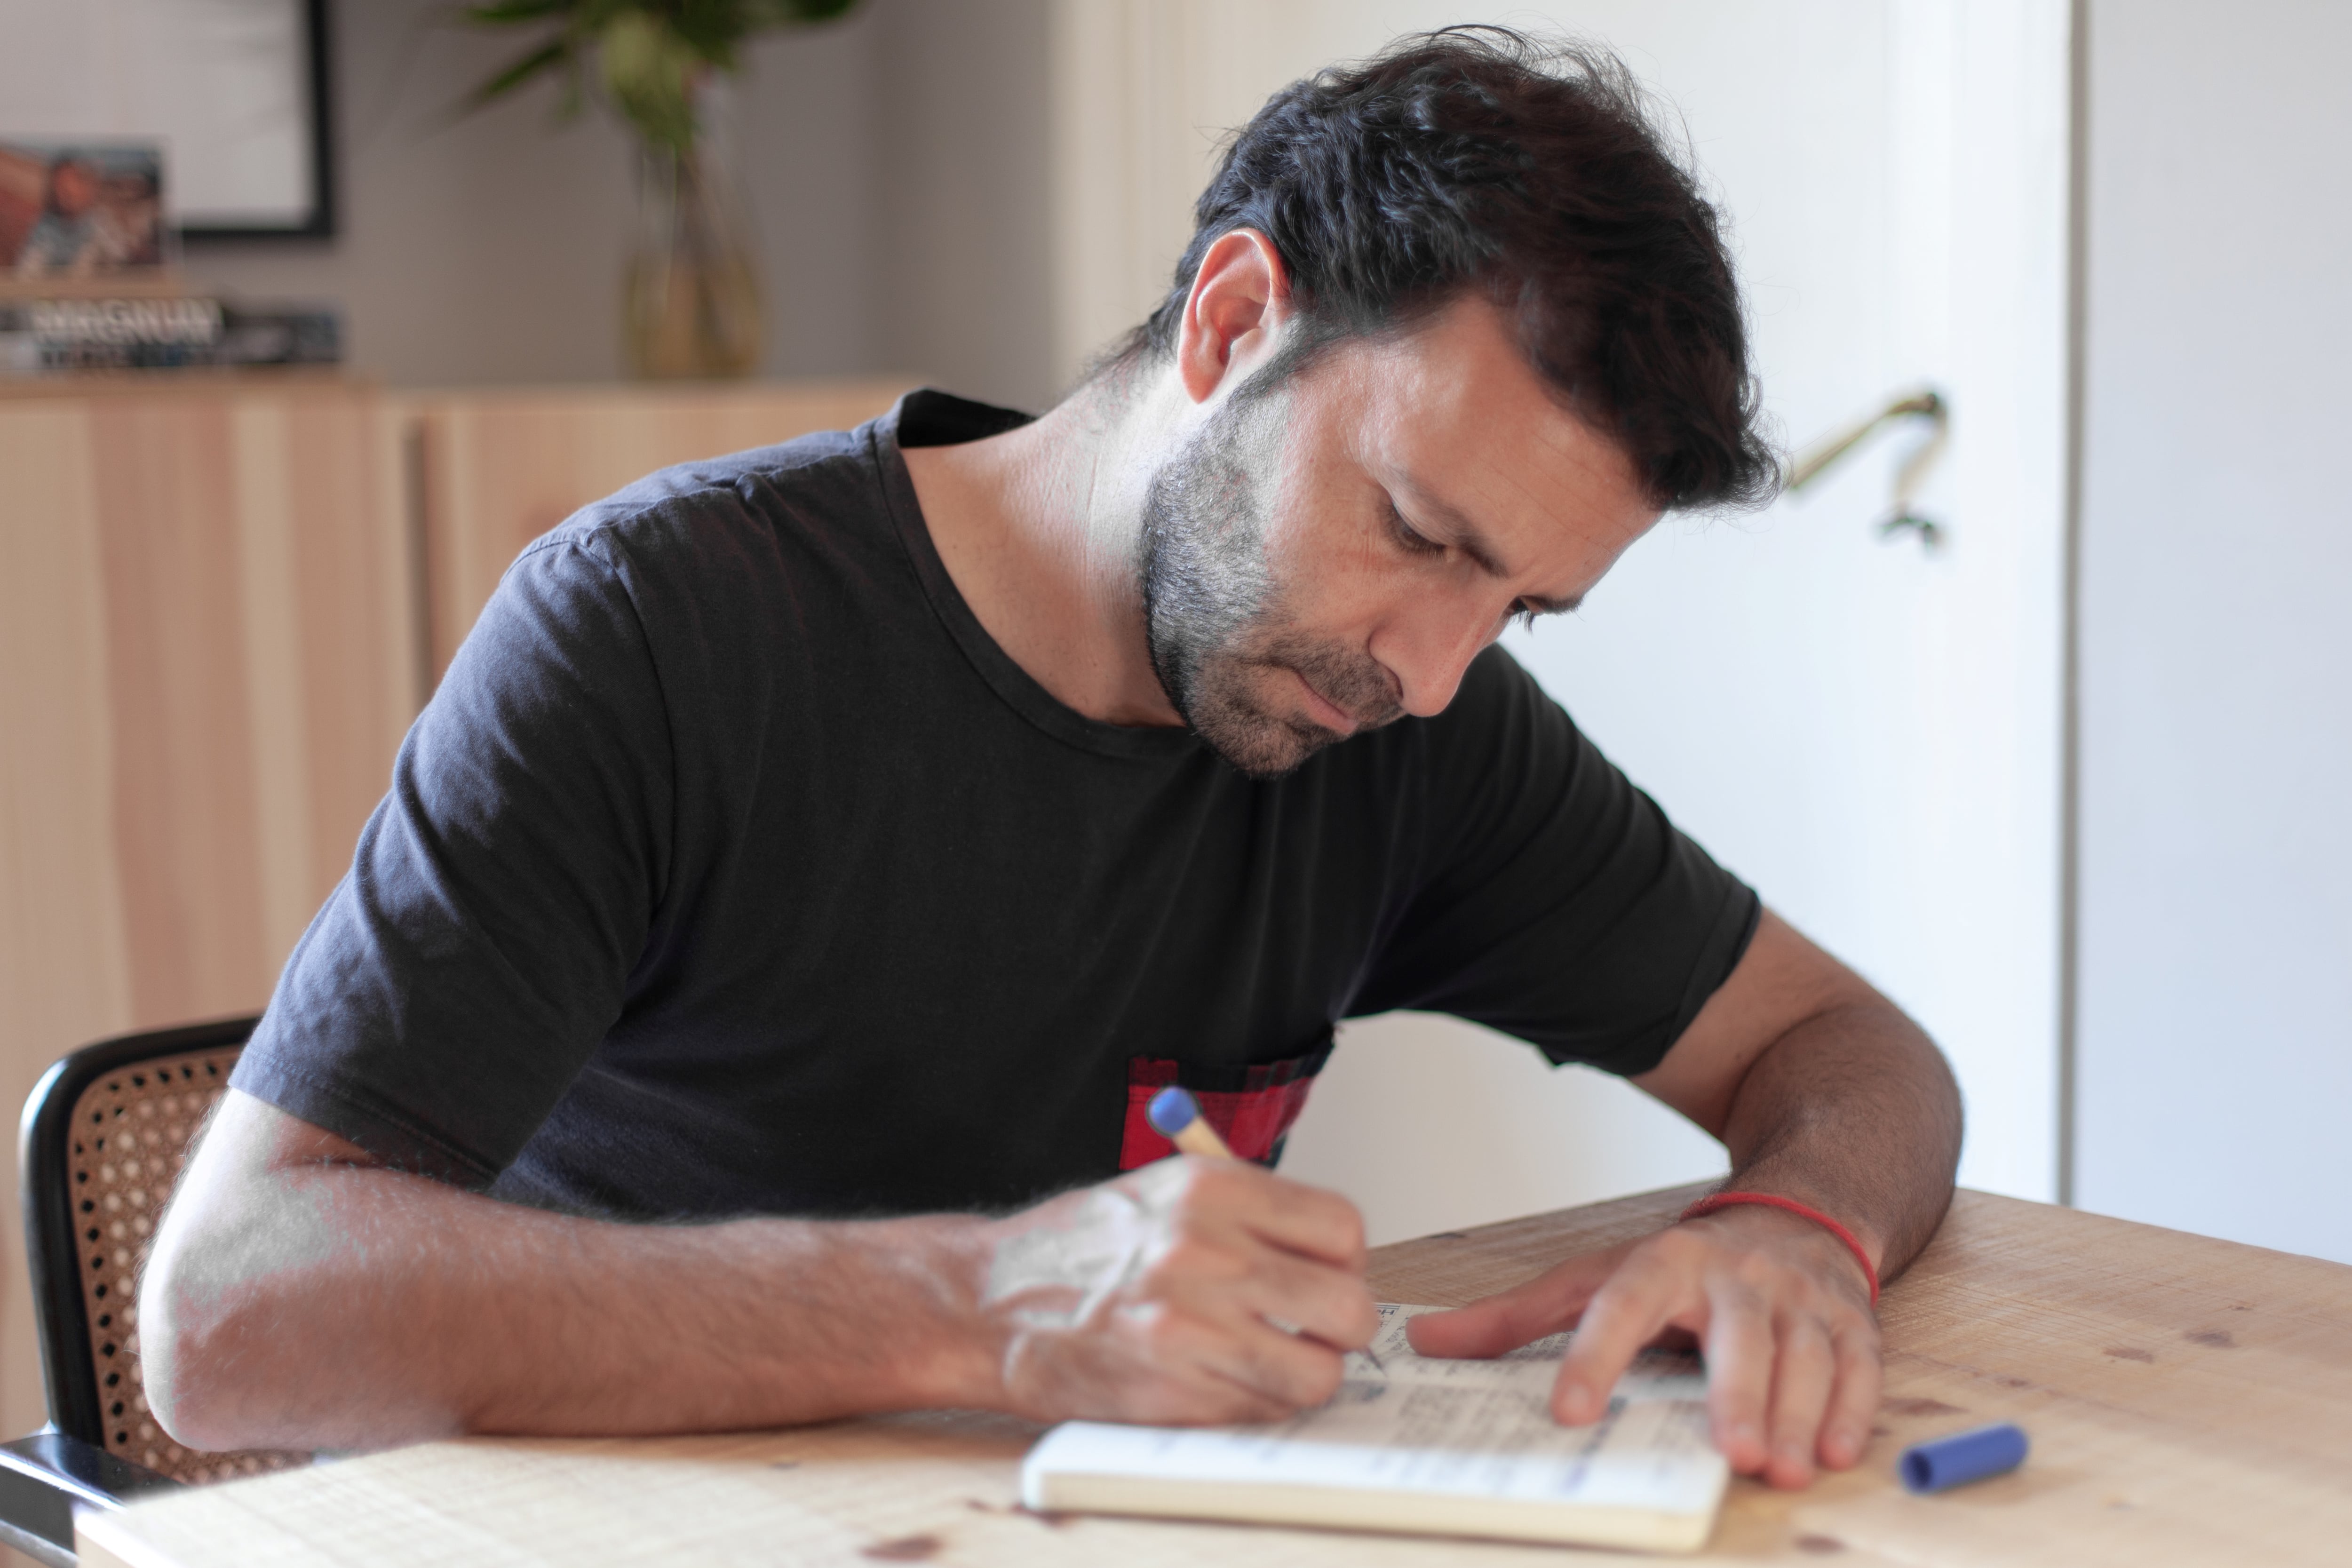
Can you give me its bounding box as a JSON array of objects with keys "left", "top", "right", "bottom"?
[
  {"left": 1059, "top": 2, "right": 2070, "bottom": 1243},
  {"left": 2074, "top": 0, "right": 2352, "bottom": 1261}
]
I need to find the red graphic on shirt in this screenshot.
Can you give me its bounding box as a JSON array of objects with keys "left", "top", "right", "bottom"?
[{"left": 1117, "top": 1055, "right": 1325, "bottom": 1170}]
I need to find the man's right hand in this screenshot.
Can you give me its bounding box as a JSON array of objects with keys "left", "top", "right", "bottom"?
[{"left": 974, "top": 1157, "right": 1378, "bottom": 1425}]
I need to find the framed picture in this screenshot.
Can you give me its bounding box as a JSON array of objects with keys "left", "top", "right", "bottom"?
[
  {"left": 0, "top": 140, "right": 173, "bottom": 278},
  {"left": 0, "top": 0, "right": 333, "bottom": 240}
]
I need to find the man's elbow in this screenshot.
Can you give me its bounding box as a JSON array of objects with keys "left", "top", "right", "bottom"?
[{"left": 137, "top": 1218, "right": 274, "bottom": 1454}]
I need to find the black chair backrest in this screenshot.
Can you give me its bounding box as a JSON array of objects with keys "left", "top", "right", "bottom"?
[{"left": 19, "top": 1018, "right": 304, "bottom": 1484}]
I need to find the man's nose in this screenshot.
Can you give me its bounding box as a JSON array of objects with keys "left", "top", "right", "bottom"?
[{"left": 1374, "top": 597, "right": 1502, "bottom": 718}]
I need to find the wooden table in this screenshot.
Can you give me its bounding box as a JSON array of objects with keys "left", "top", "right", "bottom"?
[{"left": 75, "top": 1186, "right": 2352, "bottom": 1566}]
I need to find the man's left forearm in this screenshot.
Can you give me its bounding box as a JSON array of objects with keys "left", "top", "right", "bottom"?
[
  {"left": 1711, "top": 993, "right": 1962, "bottom": 1283},
  {"left": 1409, "top": 909, "right": 1965, "bottom": 1488}
]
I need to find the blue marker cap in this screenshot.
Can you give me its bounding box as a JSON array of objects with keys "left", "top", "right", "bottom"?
[
  {"left": 1899, "top": 1423, "right": 2028, "bottom": 1494},
  {"left": 1146, "top": 1086, "right": 1200, "bottom": 1138}
]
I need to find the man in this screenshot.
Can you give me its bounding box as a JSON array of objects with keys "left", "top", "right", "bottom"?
[{"left": 145, "top": 31, "right": 1960, "bottom": 1493}]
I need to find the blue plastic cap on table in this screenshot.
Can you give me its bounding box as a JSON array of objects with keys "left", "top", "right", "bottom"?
[
  {"left": 1899, "top": 1423, "right": 2029, "bottom": 1493},
  {"left": 1146, "top": 1086, "right": 1200, "bottom": 1138}
]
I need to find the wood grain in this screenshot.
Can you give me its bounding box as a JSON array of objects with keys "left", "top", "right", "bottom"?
[
  {"left": 406, "top": 378, "right": 911, "bottom": 678},
  {"left": 0, "top": 384, "right": 418, "bottom": 1450},
  {"left": 73, "top": 1187, "right": 2352, "bottom": 1566}
]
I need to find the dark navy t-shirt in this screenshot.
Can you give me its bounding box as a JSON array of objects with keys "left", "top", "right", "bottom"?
[{"left": 234, "top": 391, "right": 1758, "bottom": 1219}]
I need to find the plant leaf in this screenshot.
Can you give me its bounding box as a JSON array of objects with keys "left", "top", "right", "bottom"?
[
  {"left": 462, "top": 0, "right": 574, "bottom": 24},
  {"left": 743, "top": 0, "right": 863, "bottom": 28},
  {"left": 465, "top": 39, "right": 573, "bottom": 108},
  {"left": 598, "top": 11, "right": 701, "bottom": 152},
  {"left": 453, "top": 0, "right": 868, "bottom": 147}
]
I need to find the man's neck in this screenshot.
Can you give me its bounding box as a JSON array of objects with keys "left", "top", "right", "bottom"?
[{"left": 902, "top": 376, "right": 1190, "bottom": 728}]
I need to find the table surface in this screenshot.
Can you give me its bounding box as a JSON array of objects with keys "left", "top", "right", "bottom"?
[{"left": 76, "top": 1185, "right": 2352, "bottom": 1566}]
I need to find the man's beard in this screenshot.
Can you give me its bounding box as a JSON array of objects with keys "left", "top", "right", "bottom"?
[{"left": 1138, "top": 388, "right": 1403, "bottom": 780}]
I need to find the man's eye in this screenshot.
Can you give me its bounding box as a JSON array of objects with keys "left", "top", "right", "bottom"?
[
  {"left": 1509, "top": 601, "right": 1541, "bottom": 631},
  {"left": 1389, "top": 504, "right": 1443, "bottom": 555}
]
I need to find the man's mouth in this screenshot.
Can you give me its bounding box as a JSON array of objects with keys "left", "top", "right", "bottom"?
[{"left": 1289, "top": 669, "right": 1361, "bottom": 737}]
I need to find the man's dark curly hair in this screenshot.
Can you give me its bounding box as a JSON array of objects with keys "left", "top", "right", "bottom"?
[{"left": 1120, "top": 27, "right": 1777, "bottom": 512}]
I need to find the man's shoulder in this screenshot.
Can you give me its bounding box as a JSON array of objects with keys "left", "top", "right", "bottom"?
[{"left": 531, "top": 422, "right": 888, "bottom": 573}]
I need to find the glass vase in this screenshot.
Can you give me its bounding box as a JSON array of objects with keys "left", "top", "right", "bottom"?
[{"left": 621, "top": 85, "right": 763, "bottom": 380}]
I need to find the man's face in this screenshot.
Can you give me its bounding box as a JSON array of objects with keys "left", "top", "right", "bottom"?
[
  {"left": 51, "top": 160, "right": 97, "bottom": 215},
  {"left": 1141, "top": 295, "right": 1661, "bottom": 779}
]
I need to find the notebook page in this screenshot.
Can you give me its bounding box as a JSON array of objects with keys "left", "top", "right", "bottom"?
[{"left": 1025, "top": 1303, "right": 1726, "bottom": 1515}]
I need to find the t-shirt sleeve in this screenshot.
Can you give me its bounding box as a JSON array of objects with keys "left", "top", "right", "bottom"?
[
  {"left": 230, "top": 533, "right": 674, "bottom": 1185},
  {"left": 1351, "top": 647, "right": 1759, "bottom": 1078}
]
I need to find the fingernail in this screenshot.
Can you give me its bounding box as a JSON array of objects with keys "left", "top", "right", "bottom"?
[{"left": 1558, "top": 1385, "right": 1592, "bottom": 1420}]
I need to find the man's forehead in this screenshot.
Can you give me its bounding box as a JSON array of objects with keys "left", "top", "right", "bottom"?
[
  {"left": 1316, "top": 303, "right": 1634, "bottom": 470},
  {"left": 1322, "top": 307, "right": 1657, "bottom": 551}
]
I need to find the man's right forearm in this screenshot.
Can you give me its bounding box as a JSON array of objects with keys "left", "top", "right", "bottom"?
[
  {"left": 143, "top": 1093, "right": 1005, "bottom": 1452},
  {"left": 143, "top": 1090, "right": 1377, "bottom": 1454}
]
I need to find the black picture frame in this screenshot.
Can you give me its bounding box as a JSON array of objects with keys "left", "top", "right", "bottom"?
[{"left": 182, "top": 0, "right": 335, "bottom": 242}]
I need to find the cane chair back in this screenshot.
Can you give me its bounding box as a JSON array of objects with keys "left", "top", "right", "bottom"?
[{"left": 22, "top": 1019, "right": 307, "bottom": 1485}]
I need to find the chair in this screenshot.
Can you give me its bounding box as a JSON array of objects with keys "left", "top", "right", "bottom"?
[{"left": 1, "top": 1018, "right": 306, "bottom": 1566}]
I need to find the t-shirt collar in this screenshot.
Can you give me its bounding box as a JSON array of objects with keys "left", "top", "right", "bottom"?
[{"left": 872, "top": 389, "right": 1207, "bottom": 764}]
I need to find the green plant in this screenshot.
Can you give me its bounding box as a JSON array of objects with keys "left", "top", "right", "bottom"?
[{"left": 464, "top": 0, "right": 861, "bottom": 153}]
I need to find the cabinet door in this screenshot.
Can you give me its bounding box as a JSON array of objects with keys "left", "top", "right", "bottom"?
[
  {"left": 0, "top": 380, "right": 418, "bottom": 1437},
  {"left": 408, "top": 379, "right": 910, "bottom": 679}
]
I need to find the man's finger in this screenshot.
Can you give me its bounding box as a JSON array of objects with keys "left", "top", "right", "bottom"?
[
  {"left": 1228, "top": 1245, "right": 1381, "bottom": 1353},
  {"left": 1817, "top": 1321, "right": 1883, "bottom": 1470},
  {"left": 1698, "top": 1279, "right": 1775, "bottom": 1474},
  {"left": 1406, "top": 1244, "right": 1625, "bottom": 1360},
  {"left": 1116, "top": 1298, "right": 1343, "bottom": 1417},
  {"left": 1549, "top": 1247, "right": 1689, "bottom": 1425},
  {"left": 1193, "top": 1310, "right": 1350, "bottom": 1410},
  {"left": 1177, "top": 1162, "right": 1368, "bottom": 1269},
  {"left": 1763, "top": 1317, "right": 1836, "bottom": 1489},
  {"left": 1136, "top": 1214, "right": 1377, "bottom": 1356}
]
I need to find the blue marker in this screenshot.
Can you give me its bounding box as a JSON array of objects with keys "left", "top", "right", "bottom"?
[{"left": 1900, "top": 1423, "right": 2028, "bottom": 1493}]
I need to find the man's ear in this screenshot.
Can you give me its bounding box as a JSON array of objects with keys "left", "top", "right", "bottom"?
[{"left": 1174, "top": 229, "right": 1293, "bottom": 405}]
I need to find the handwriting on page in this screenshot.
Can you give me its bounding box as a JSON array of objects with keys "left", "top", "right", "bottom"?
[{"left": 1031, "top": 1303, "right": 1724, "bottom": 1516}]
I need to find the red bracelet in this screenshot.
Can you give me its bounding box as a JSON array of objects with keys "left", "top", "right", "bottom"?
[{"left": 1680, "top": 1191, "right": 1881, "bottom": 1305}]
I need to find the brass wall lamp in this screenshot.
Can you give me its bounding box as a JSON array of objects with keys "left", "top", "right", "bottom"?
[{"left": 1784, "top": 388, "right": 1949, "bottom": 550}]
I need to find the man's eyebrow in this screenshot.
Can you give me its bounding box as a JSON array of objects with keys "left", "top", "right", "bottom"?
[{"left": 1407, "top": 488, "right": 1583, "bottom": 615}]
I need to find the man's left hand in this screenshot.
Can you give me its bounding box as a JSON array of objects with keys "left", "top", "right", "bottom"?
[{"left": 1405, "top": 1202, "right": 1881, "bottom": 1489}]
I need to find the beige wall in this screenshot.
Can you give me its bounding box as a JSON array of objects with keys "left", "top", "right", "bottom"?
[{"left": 183, "top": 0, "right": 1059, "bottom": 409}]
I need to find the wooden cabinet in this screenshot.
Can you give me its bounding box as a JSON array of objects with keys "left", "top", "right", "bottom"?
[{"left": 0, "top": 374, "right": 907, "bottom": 1442}]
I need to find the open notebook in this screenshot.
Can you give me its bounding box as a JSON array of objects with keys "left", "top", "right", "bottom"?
[{"left": 1021, "top": 1303, "right": 1729, "bottom": 1553}]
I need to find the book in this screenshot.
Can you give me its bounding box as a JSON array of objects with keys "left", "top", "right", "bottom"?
[
  {"left": 0, "top": 295, "right": 340, "bottom": 375},
  {"left": 1021, "top": 1303, "right": 1730, "bottom": 1553}
]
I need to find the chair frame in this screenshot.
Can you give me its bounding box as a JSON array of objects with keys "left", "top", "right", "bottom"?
[{"left": 6, "top": 1016, "right": 259, "bottom": 1565}]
